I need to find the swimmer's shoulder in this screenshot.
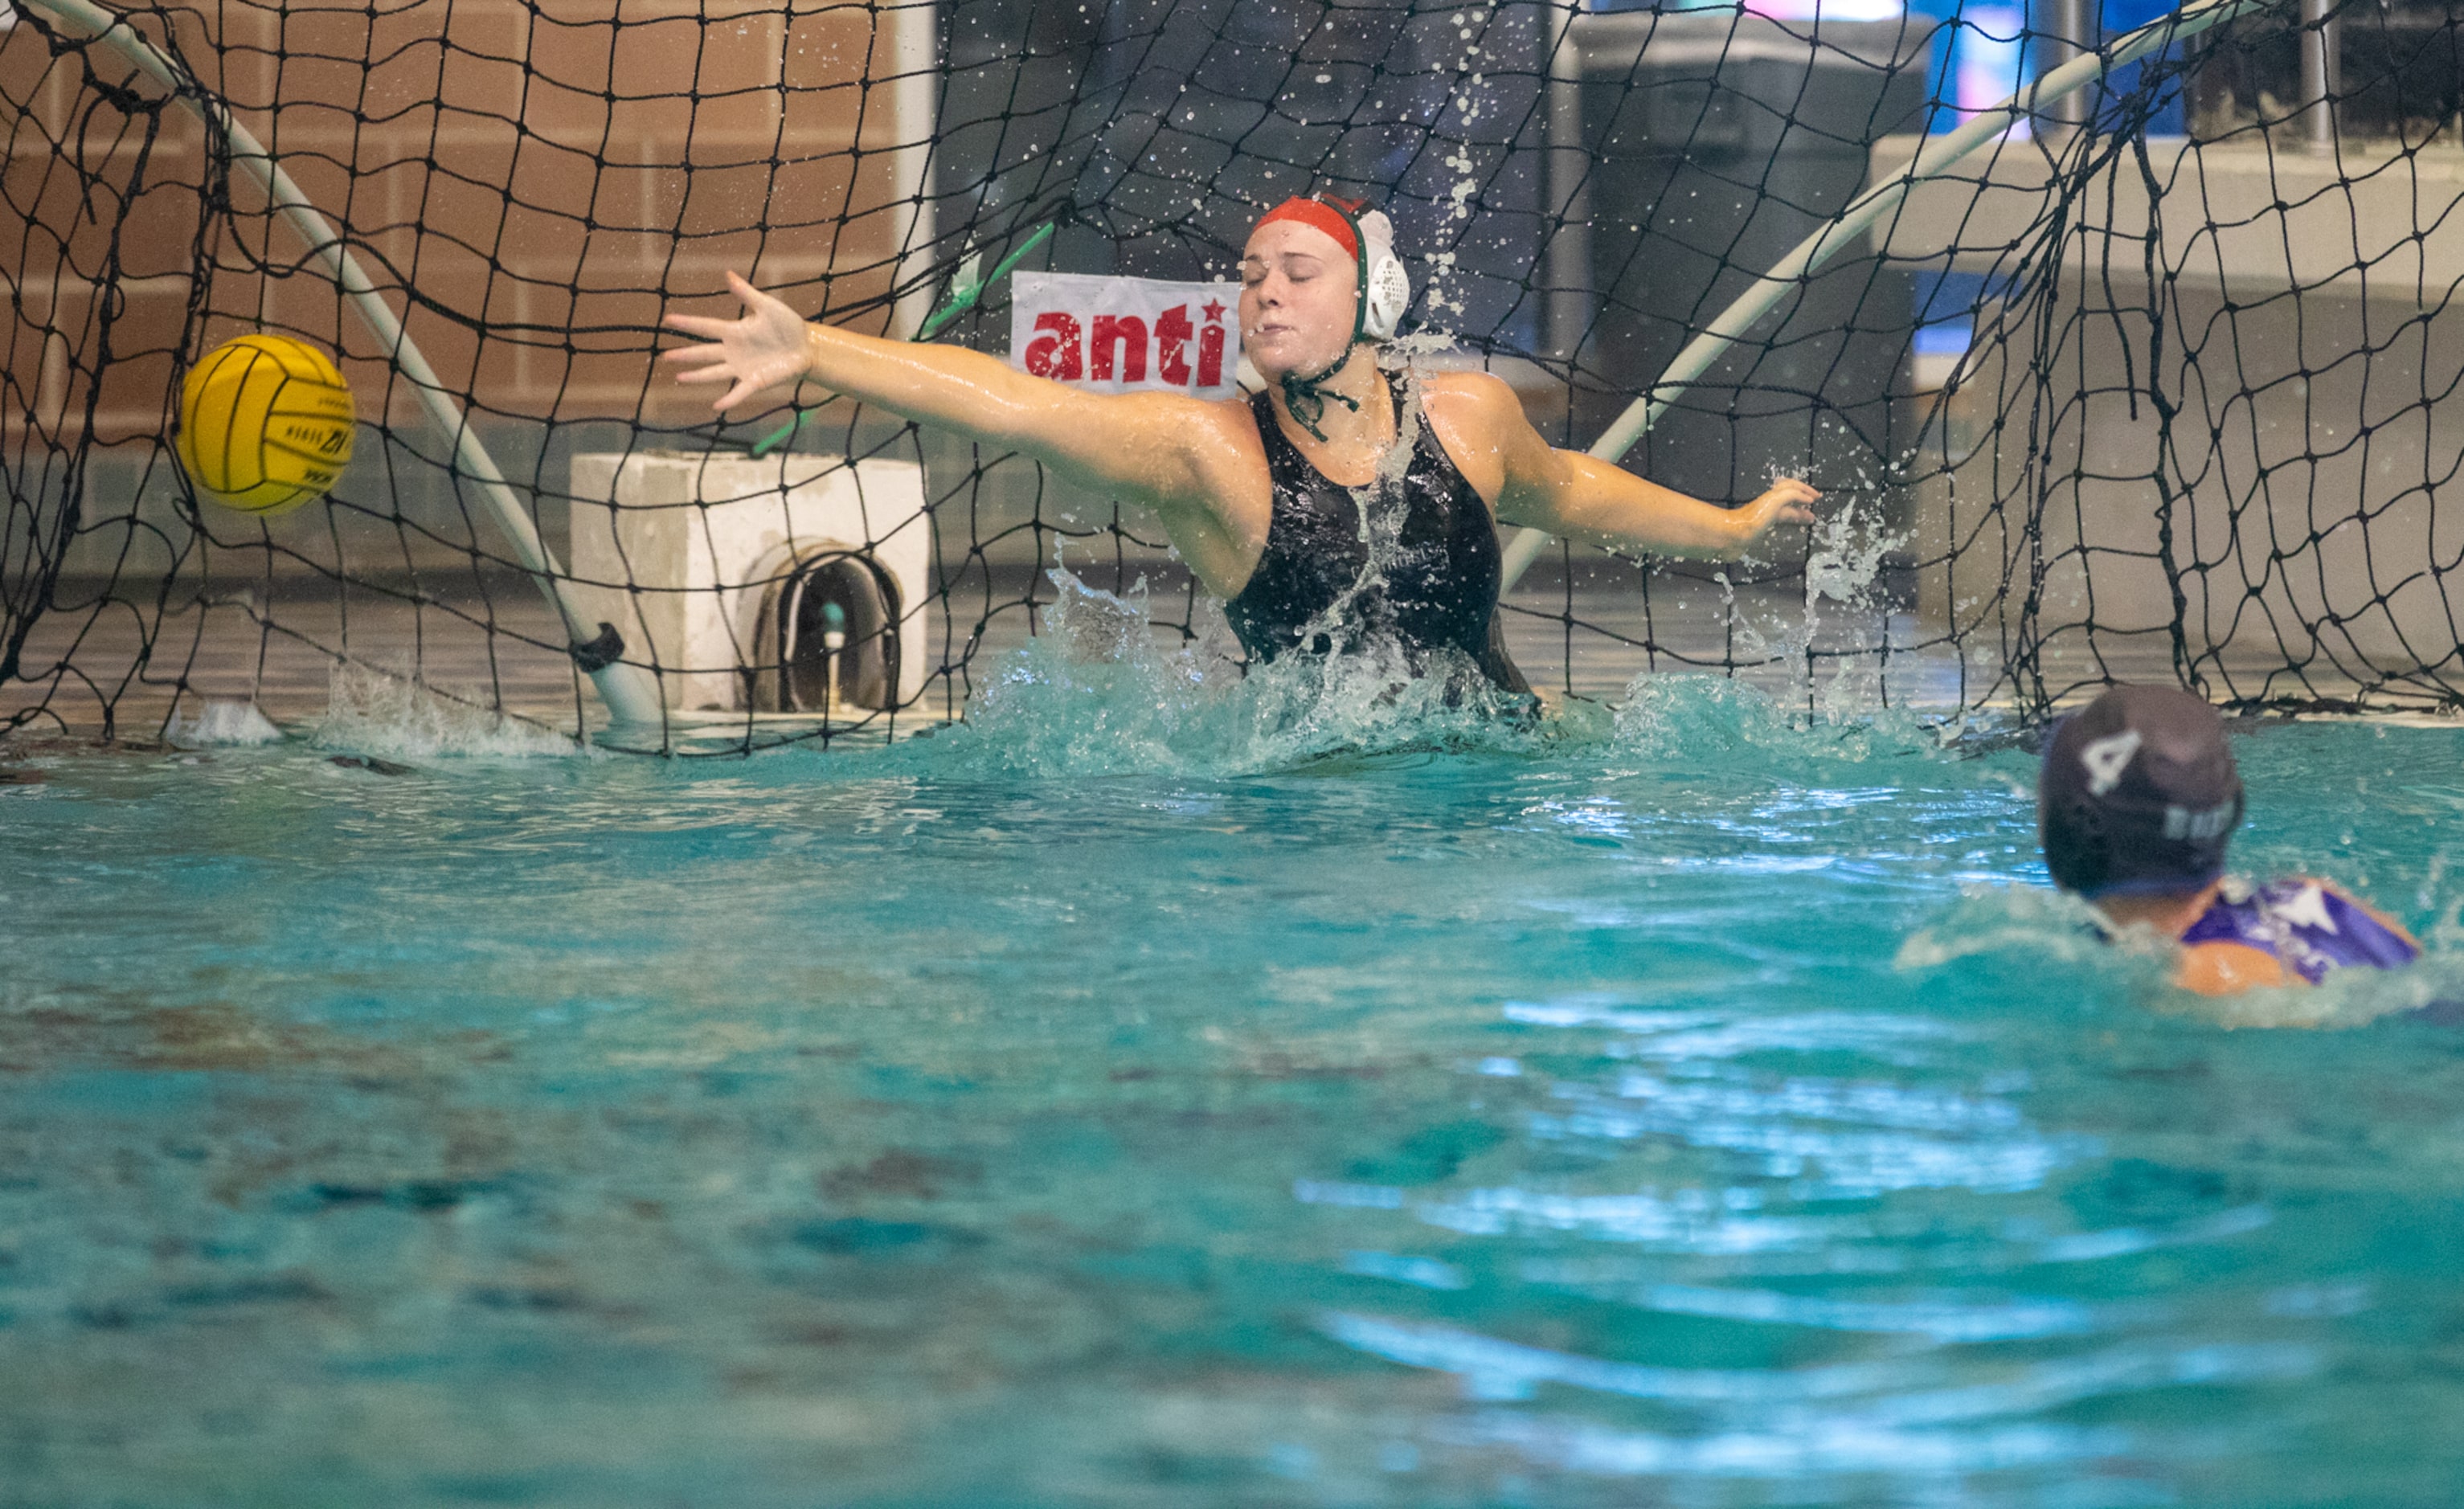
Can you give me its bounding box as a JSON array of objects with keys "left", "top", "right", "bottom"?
[
  {"left": 1414, "top": 369, "right": 1553, "bottom": 505},
  {"left": 2171, "top": 875, "right": 2421, "bottom": 996},
  {"left": 1115, "top": 386, "right": 1266, "bottom": 432},
  {"left": 1111, "top": 387, "right": 1270, "bottom": 477},
  {"left": 1415, "top": 368, "right": 1527, "bottom": 436},
  {"left": 2175, "top": 939, "right": 2294, "bottom": 996}
]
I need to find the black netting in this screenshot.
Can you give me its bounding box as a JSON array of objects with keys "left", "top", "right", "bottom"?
[{"left": 4, "top": 0, "right": 2460, "bottom": 752}]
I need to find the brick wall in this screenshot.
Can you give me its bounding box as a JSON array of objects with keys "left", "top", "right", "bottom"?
[{"left": 3, "top": 0, "right": 927, "bottom": 440}]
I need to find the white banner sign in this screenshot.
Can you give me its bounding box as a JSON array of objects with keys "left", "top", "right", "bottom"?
[{"left": 1009, "top": 272, "right": 1241, "bottom": 400}]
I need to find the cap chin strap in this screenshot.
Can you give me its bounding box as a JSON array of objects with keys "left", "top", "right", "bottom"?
[{"left": 1279, "top": 345, "right": 1361, "bottom": 443}]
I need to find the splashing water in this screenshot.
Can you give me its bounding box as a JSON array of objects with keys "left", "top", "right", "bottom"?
[
  {"left": 1662, "top": 481, "right": 1933, "bottom": 738},
  {"left": 314, "top": 662, "right": 588, "bottom": 759},
  {"left": 907, "top": 558, "right": 1564, "bottom": 780},
  {"left": 1607, "top": 672, "right": 1938, "bottom": 771},
  {"left": 165, "top": 698, "right": 285, "bottom": 747},
  {"left": 1799, "top": 500, "right": 1910, "bottom": 726}
]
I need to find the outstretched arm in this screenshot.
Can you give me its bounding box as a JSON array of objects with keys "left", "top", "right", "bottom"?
[
  {"left": 1422, "top": 373, "right": 1816, "bottom": 559},
  {"left": 1514, "top": 452, "right": 1819, "bottom": 560},
  {"left": 662, "top": 273, "right": 1238, "bottom": 514}
]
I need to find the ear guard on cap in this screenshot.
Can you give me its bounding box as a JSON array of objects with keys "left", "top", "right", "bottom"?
[{"left": 1355, "top": 209, "right": 1411, "bottom": 341}]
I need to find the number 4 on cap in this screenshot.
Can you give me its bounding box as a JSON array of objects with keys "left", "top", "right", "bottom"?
[{"left": 2080, "top": 730, "right": 2142, "bottom": 797}]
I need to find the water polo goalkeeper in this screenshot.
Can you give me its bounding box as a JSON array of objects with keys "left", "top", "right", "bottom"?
[{"left": 664, "top": 195, "right": 1818, "bottom": 695}]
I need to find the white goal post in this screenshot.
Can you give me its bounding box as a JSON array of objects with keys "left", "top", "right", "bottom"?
[{"left": 19, "top": 0, "right": 668, "bottom": 728}]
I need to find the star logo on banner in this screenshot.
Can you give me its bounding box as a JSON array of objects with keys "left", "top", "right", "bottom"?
[{"left": 1201, "top": 300, "right": 1225, "bottom": 321}]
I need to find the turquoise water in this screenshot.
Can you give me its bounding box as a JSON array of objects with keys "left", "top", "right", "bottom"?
[{"left": 8, "top": 620, "right": 2464, "bottom": 1506}]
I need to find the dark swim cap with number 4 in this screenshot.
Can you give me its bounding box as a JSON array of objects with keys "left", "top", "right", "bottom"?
[{"left": 2039, "top": 685, "right": 2245, "bottom": 897}]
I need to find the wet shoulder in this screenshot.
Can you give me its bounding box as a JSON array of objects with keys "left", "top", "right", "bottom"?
[
  {"left": 1160, "top": 388, "right": 1275, "bottom": 491},
  {"left": 1414, "top": 369, "right": 1522, "bottom": 436},
  {"left": 2175, "top": 939, "right": 2294, "bottom": 996},
  {"left": 2182, "top": 876, "right": 2422, "bottom": 984},
  {"left": 1413, "top": 369, "right": 1521, "bottom": 506},
  {"left": 1097, "top": 387, "right": 1271, "bottom": 466}
]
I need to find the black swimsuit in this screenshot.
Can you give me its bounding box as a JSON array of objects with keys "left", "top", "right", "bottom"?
[{"left": 1224, "top": 384, "right": 1530, "bottom": 696}]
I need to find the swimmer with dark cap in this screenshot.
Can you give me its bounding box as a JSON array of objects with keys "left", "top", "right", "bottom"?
[
  {"left": 2040, "top": 685, "right": 2421, "bottom": 995},
  {"left": 664, "top": 195, "right": 1817, "bottom": 697}
]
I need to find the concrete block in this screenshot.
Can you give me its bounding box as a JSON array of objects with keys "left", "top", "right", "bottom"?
[{"left": 565, "top": 448, "right": 928, "bottom": 712}]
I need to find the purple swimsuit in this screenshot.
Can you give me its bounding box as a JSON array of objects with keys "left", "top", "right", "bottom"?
[{"left": 2178, "top": 878, "right": 2420, "bottom": 984}]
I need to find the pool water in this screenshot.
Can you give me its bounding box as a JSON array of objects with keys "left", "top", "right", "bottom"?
[{"left": 8, "top": 616, "right": 2464, "bottom": 1507}]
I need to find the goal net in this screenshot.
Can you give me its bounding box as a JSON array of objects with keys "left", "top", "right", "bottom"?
[{"left": 4, "top": 0, "right": 2461, "bottom": 752}]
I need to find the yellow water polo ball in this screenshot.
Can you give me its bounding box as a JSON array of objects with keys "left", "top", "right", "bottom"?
[{"left": 175, "top": 333, "right": 357, "bottom": 516}]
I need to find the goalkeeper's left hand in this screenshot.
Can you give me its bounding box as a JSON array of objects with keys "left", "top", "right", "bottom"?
[
  {"left": 662, "top": 272, "right": 813, "bottom": 413},
  {"left": 1730, "top": 478, "right": 1821, "bottom": 554}
]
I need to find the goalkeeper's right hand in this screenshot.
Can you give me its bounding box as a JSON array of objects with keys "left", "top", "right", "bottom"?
[{"left": 661, "top": 272, "right": 816, "bottom": 414}]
